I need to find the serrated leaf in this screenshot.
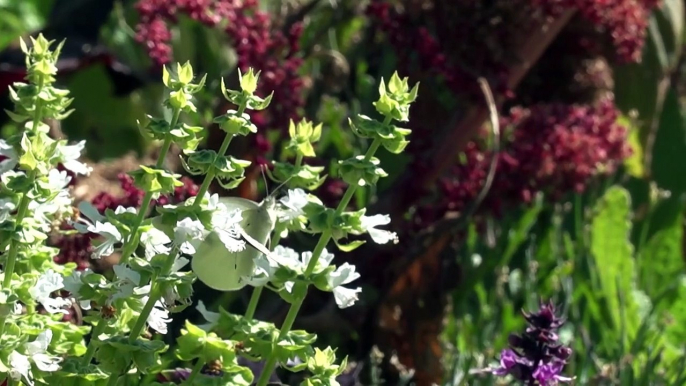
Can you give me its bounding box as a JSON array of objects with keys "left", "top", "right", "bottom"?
[{"left": 590, "top": 186, "right": 640, "bottom": 341}]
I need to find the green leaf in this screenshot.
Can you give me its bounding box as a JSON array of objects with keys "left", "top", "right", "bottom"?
[
  {"left": 590, "top": 186, "right": 640, "bottom": 340},
  {"left": 651, "top": 87, "right": 686, "bottom": 193},
  {"left": 638, "top": 212, "right": 684, "bottom": 299}
]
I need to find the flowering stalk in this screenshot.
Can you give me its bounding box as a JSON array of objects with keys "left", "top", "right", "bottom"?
[
  {"left": 478, "top": 300, "right": 574, "bottom": 385},
  {"left": 192, "top": 103, "right": 245, "bottom": 207},
  {"left": 256, "top": 74, "right": 417, "bottom": 386},
  {"left": 119, "top": 112, "right": 179, "bottom": 265}
]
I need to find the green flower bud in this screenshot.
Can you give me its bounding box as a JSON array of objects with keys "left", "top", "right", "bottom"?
[
  {"left": 239, "top": 67, "right": 260, "bottom": 94},
  {"left": 287, "top": 119, "right": 322, "bottom": 157}
]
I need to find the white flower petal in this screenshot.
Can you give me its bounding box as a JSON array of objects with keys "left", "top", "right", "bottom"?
[
  {"left": 140, "top": 228, "right": 172, "bottom": 259},
  {"left": 174, "top": 218, "right": 205, "bottom": 255},
  {"left": 26, "top": 330, "right": 52, "bottom": 356},
  {"left": 58, "top": 140, "right": 91, "bottom": 176},
  {"left": 0, "top": 140, "right": 18, "bottom": 177},
  {"left": 31, "top": 353, "right": 61, "bottom": 372},
  {"left": 278, "top": 189, "right": 308, "bottom": 222},
  {"left": 332, "top": 286, "right": 362, "bottom": 309},
  {"left": 148, "top": 301, "right": 171, "bottom": 334},
  {"left": 196, "top": 300, "right": 220, "bottom": 331},
  {"left": 301, "top": 248, "right": 334, "bottom": 273},
  {"left": 9, "top": 351, "right": 32, "bottom": 385},
  {"left": 361, "top": 214, "right": 398, "bottom": 244},
  {"left": 326, "top": 263, "right": 360, "bottom": 288}
]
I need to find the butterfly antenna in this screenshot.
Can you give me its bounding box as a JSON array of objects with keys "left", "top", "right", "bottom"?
[
  {"left": 268, "top": 175, "right": 294, "bottom": 199},
  {"left": 260, "top": 165, "right": 270, "bottom": 197}
]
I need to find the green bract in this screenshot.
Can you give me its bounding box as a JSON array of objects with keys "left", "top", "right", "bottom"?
[
  {"left": 269, "top": 162, "right": 327, "bottom": 190},
  {"left": 337, "top": 156, "right": 387, "bottom": 187},
  {"left": 129, "top": 165, "right": 184, "bottom": 196}
]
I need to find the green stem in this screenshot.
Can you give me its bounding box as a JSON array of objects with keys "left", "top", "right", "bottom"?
[
  {"left": 81, "top": 320, "right": 107, "bottom": 366},
  {"left": 128, "top": 284, "right": 161, "bottom": 344},
  {"left": 193, "top": 104, "right": 245, "bottom": 207},
  {"left": 183, "top": 359, "right": 205, "bottom": 385},
  {"left": 244, "top": 230, "right": 282, "bottom": 321},
  {"left": 106, "top": 373, "right": 119, "bottom": 386},
  {"left": 3, "top": 169, "right": 37, "bottom": 288},
  {"left": 193, "top": 134, "right": 234, "bottom": 205},
  {"left": 119, "top": 114, "right": 178, "bottom": 265},
  {"left": 256, "top": 137, "right": 383, "bottom": 386}
]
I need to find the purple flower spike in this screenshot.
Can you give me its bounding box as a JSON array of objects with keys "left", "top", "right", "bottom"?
[{"left": 474, "top": 299, "right": 574, "bottom": 385}]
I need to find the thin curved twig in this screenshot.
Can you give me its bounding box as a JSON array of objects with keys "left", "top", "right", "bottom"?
[{"left": 417, "top": 77, "right": 500, "bottom": 237}]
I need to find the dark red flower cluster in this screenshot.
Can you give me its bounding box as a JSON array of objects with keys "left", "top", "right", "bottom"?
[
  {"left": 53, "top": 174, "right": 198, "bottom": 269},
  {"left": 419, "top": 97, "right": 631, "bottom": 224},
  {"left": 531, "top": 0, "right": 661, "bottom": 62},
  {"left": 365, "top": 2, "right": 499, "bottom": 99}
]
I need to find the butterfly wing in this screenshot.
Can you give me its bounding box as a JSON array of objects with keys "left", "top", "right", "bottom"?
[
  {"left": 192, "top": 197, "right": 277, "bottom": 292},
  {"left": 191, "top": 230, "right": 255, "bottom": 291}
]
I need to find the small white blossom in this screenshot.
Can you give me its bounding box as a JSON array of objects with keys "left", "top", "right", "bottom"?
[
  {"left": 144, "top": 297, "right": 171, "bottom": 334},
  {"left": 30, "top": 170, "right": 73, "bottom": 227},
  {"left": 211, "top": 206, "right": 246, "bottom": 253},
  {"left": 0, "top": 139, "right": 18, "bottom": 176},
  {"left": 72, "top": 202, "right": 122, "bottom": 259},
  {"left": 0, "top": 197, "right": 15, "bottom": 223},
  {"left": 63, "top": 269, "right": 93, "bottom": 310},
  {"left": 196, "top": 300, "right": 220, "bottom": 331},
  {"left": 140, "top": 228, "right": 172, "bottom": 259},
  {"left": 57, "top": 140, "right": 92, "bottom": 176},
  {"left": 9, "top": 330, "right": 62, "bottom": 386},
  {"left": 114, "top": 206, "right": 137, "bottom": 215},
  {"left": 111, "top": 265, "right": 148, "bottom": 302},
  {"left": 302, "top": 249, "right": 335, "bottom": 273},
  {"left": 360, "top": 214, "right": 398, "bottom": 244},
  {"left": 162, "top": 257, "right": 189, "bottom": 305},
  {"left": 9, "top": 351, "right": 32, "bottom": 385},
  {"left": 326, "top": 263, "right": 362, "bottom": 309},
  {"left": 29, "top": 270, "right": 71, "bottom": 314},
  {"left": 272, "top": 246, "right": 337, "bottom": 295},
  {"left": 173, "top": 218, "right": 205, "bottom": 255},
  {"left": 241, "top": 252, "right": 279, "bottom": 287},
  {"left": 278, "top": 188, "right": 308, "bottom": 222}
]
